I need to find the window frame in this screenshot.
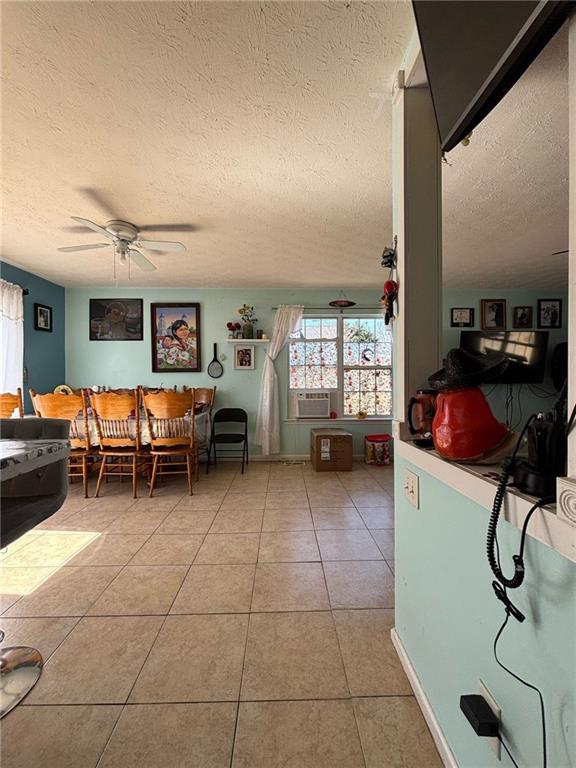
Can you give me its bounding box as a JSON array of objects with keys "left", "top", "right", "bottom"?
[{"left": 288, "top": 313, "right": 392, "bottom": 419}]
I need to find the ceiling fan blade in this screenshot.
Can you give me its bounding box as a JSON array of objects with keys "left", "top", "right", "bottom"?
[
  {"left": 129, "top": 249, "right": 156, "bottom": 272},
  {"left": 551, "top": 250, "right": 568, "bottom": 256},
  {"left": 71, "top": 217, "right": 115, "bottom": 239},
  {"left": 138, "top": 224, "right": 199, "bottom": 232},
  {"left": 136, "top": 239, "right": 185, "bottom": 252},
  {"left": 78, "top": 187, "right": 119, "bottom": 219},
  {"left": 57, "top": 243, "right": 110, "bottom": 252}
]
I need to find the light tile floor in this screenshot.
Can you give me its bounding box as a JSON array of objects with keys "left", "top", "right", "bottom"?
[{"left": 0, "top": 461, "right": 442, "bottom": 768}]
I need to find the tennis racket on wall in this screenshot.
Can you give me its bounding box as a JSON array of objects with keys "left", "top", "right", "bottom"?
[{"left": 207, "top": 343, "right": 223, "bottom": 379}]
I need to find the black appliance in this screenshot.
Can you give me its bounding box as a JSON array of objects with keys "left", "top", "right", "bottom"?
[
  {"left": 459, "top": 330, "right": 549, "bottom": 384},
  {"left": 412, "top": 0, "right": 576, "bottom": 151}
]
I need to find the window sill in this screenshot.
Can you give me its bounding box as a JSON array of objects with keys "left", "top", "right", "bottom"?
[{"left": 284, "top": 417, "right": 392, "bottom": 424}]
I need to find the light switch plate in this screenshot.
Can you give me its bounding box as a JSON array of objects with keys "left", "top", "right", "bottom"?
[{"left": 404, "top": 469, "right": 419, "bottom": 508}]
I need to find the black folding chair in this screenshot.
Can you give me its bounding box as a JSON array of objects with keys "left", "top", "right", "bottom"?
[{"left": 207, "top": 408, "right": 248, "bottom": 474}]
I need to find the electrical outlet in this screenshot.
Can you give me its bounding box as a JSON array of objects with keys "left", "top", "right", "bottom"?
[
  {"left": 479, "top": 680, "right": 501, "bottom": 760},
  {"left": 404, "top": 469, "right": 419, "bottom": 508}
]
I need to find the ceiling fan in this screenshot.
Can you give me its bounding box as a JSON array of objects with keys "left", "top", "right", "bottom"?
[{"left": 57, "top": 217, "right": 187, "bottom": 272}]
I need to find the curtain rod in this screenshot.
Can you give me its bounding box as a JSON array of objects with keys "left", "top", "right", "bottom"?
[{"left": 272, "top": 305, "right": 382, "bottom": 312}]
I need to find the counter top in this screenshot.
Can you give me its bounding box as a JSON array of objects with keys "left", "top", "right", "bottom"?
[{"left": 0, "top": 439, "right": 70, "bottom": 482}]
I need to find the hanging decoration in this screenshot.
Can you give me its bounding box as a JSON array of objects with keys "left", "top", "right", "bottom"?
[{"left": 380, "top": 235, "right": 398, "bottom": 325}]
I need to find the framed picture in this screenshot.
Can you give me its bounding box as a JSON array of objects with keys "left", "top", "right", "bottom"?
[
  {"left": 89, "top": 299, "right": 143, "bottom": 341},
  {"left": 151, "top": 303, "right": 201, "bottom": 372},
  {"left": 234, "top": 345, "right": 255, "bottom": 370},
  {"left": 537, "top": 299, "right": 562, "bottom": 329},
  {"left": 34, "top": 303, "right": 52, "bottom": 332},
  {"left": 512, "top": 306, "right": 533, "bottom": 329},
  {"left": 480, "top": 299, "right": 506, "bottom": 331},
  {"left": 450, "top": 307, "right": 474, "bottom": 327}
]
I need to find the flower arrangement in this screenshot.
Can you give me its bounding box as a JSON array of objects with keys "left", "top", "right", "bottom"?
[
  {"left": 237, "top": 304, "right": 258, "bottom": 324},
  {"left": 226, "top": 321, "right": 242, "bottom": 337}
]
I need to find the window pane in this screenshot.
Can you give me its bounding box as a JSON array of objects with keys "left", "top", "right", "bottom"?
[
  {"left": 343, "top": 368, "right": 359, "bottom": 391},
  {"left": 375, "top": 317, "right": 387, "bottom": 340},
  {"left": 343, "top": 319, "right": 359, "bottom": 341},
  {"left": 358, "top": 343, "right": 375, "bottom": 366},
  {"left": 375, "top": 391, "right": 392, "bottom": 415},
  {"left": 359, "top": 319, "right": 376, "bottom": 341},
  {"left": 360, "top": 391, "right": 376, "bottom": 414},
  {"left": 376, "top": 369, "right": 392, "bottom": 390},
  {"left": 321, "top": 341, "right": 337, "bottom": 366},
  {"left": 375, "top": 343, "right": 392, "bottom": 366},
  {"left": 305, "top": 342, "right": 322, "bottom": 365},
  {"left": 343, "top": 342, "right": 359, "bottom": 365},
  {"left": 322, "top": 367, "right": 338, "bottom": 389},
  {"left": 289, "top": 342, "right": 305, "bottom": 366},
  {"left": 304, "top": 319, "right": 321, "bottom": 339},
  {"left": 290, "top": 366, "right": 306, "bottom": 389},
  {"left": 360, "top": 370, "right": 376, "bottom": 390},
  {"left": 305, "top": 366, "right": 324, "bottom": 389},
  {"left": 322, "top": 319, "right": 337, "bottom": 339},
  {"left": 344, "top": 392, "right": 360, "bottom": 415}
]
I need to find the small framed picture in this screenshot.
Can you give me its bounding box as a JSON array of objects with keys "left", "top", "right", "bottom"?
[
  {"left": 481, "top": 299, "right": 506, "bottom": 331},
  {"left": 512, "top": 306, "right": 533, "bottom": 329},
  {"left": 537, "top": 299, "right": 562, "bottom": 329},
  {"left": 34, "top": 303, "right": 53, "bottom": 332},
  {"left": 450, "top": 307, "right": 474, "bottom": 327},
  {"left": 234, "top": 345, "right": 255, "bottom": 370},
  {"left": 90, "top": 299, "right": 143, "bottom": 341}
]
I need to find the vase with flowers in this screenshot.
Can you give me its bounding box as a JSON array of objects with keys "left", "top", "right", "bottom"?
[
  {"left": 226, "top": 321, "right": 242, "bottom": 339},
  {"left": 238, "top": 304, "right": 258, "bottom": 339}
]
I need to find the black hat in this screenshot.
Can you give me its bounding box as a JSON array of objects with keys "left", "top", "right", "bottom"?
[{"left": 428, "top": 348, "right": 508, "bottom": 390}]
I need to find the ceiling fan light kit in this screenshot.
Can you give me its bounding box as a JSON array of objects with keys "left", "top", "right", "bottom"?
[{"left": 58, "top": 215, "right": 188, "bottom": 276}]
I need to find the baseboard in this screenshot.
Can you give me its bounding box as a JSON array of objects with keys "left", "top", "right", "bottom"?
[{"left": 391, "top": 628, "right": 459, "bottom": 768}]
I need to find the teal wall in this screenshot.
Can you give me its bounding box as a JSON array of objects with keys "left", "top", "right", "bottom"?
[
  {"left": 66, "top": 287, "right": 391, "bottom": 455},
  {"left": 394, "top": 456, "right": 575, "bottom": 768},
  {"left": 443, "top": 288, "right": 568, "bottom": 427},
  {"left": 0, "top": 262, "right": 66, "bottom": 413}
]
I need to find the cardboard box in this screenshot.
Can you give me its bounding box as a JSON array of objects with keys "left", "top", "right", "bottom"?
[{"left": 310, "top": 428, "right": 353, "bottom": 472}]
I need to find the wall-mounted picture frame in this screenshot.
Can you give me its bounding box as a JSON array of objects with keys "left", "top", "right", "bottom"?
[
  {"left": 450, "top": 307, "right": 474, "bottom": 327},
  {"left": 151, "top": 303, "right": 201, "bottom": 372},
  {"left": 34, "top": 303, "right": 53, "bottom": 332},
  {"left": 512, "top": 306, "right": 533, "bottom": 329},
  {"left": 89, "top": 298, "right": 143, "bottom": 341},
  {"left": 480, "top": 299, "right": 506, "bottom": 331},
  {"left": 537, "top": 299, "right": 562, "bottom": 329},
  {"left": 234, "top": 345, "right": 255, "bottom": 370}
]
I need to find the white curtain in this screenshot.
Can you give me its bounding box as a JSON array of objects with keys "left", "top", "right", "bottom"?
[
  {"left": 255, "top": 304, "right": 304, "bottom": 455},
  {"left": 0, "top": 279, "right": 24, "bottom": 395}
]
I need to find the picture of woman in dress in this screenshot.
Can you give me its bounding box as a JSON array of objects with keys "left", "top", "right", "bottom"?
[{"left": 151, "top": 303, "right": 201, "bottom": 372}]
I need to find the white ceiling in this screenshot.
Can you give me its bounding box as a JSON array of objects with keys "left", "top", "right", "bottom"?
[{"left": 1, "top": 2, "right": 569, "bottom": 290}]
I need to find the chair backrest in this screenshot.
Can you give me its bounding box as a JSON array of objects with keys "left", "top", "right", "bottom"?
[
  {"left": 29, "top": 389, "right": 90, "bottom": 450},
  {"left": 212, "top": 408, "right": 248, "bottom": 436},
  {"left": 0, "top": 388, "right": 23, "bottom": 418},
  {"left": 193, "top": 386, "right": 216, "bottom": 414},
  {"left": 89, "top": 389, "right": 140, "bottom": 449},
  {"left": 141, "top": 388, "right": 195, "bottom": 448}
]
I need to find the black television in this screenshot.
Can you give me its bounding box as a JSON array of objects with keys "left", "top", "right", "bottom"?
[
  {"left": 459, "top": 330, "right": 549, "bottom": 383},
  {"left": 413, "top": 1, "right": 575, "bottom": 151}
]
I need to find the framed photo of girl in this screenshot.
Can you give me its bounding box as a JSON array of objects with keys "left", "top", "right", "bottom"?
[{"left": 151, "top": 303, "right": 201, "bottom": 372}]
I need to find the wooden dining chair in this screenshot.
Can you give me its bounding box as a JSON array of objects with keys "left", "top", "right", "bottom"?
[
  {"left": 89, "top": 389, "right": 145, "bottom": 498},
  {"left": 140, "top": 387, "right": 196, "bottom": 497},
  {"left": 29, "top": 388, "right": 94, "bottom": 497},
  {"left": 191, "top": 386, "right": 216, "bottom": 477},
  {"left": 0, "top": 388, "right": 24, "bottom": 418}
]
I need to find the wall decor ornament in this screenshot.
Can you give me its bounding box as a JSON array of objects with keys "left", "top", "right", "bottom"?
[
  {"left": 151, "top": 303, "right": 201, "bottom": 372},
  {"left": 450, "top": 307, "right": 474, "bottom": 328},
  {"left": 480, "top": 299, "right": 506, "bottom": 331},
  {"left": 34, "top": 303, "right": 53, "bottom": 332},
  {"left": 234, "top": 345, "right": 255, "bottom": 370},
  {"left": 537, "top": 299, "right": 562, "bottom": 329},
  {"left": 89, "top": 298, "right": 143, "bottom": 341},
  {"left": 512, "top": 306, "right": 533, "bottom": 329}
]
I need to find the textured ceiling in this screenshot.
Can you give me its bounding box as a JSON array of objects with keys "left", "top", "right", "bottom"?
[
  {"left": 0, "top": 2, "right": 569, "bottom": 290},
  {"left": 1, "top": 0, "right": 413, "bottom": 288}
]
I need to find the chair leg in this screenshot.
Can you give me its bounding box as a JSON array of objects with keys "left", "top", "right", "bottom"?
[
  {"left": 241, "top": 441, "right": 246, "bottom": 474},
  {"left": 82, "top": 455, "right": 89, "bottom": 498},
  {"left": 95, "top": 455, "right": 106, "bottom": 497},
  {"left": 149, "top": 455, "right": 159, "bottom": 498},
  {"left": 132, "top": 454, "right": 138, "bottom": 499},
  {"left": 186, "top": 452, "right": 193, "bottom": 496}
]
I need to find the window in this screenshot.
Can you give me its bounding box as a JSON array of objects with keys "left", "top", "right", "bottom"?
[{"left": 289, "top": 316, "right": 392, "bottom": 417}]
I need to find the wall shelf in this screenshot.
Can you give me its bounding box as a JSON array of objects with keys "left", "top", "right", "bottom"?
[{"left": 226, "top": 339, "right": 270, "bottom": 344}]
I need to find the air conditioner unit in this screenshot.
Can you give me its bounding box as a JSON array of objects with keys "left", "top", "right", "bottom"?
[{"left": 296, "top": 392, "right": 331, "bottom": 418}]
